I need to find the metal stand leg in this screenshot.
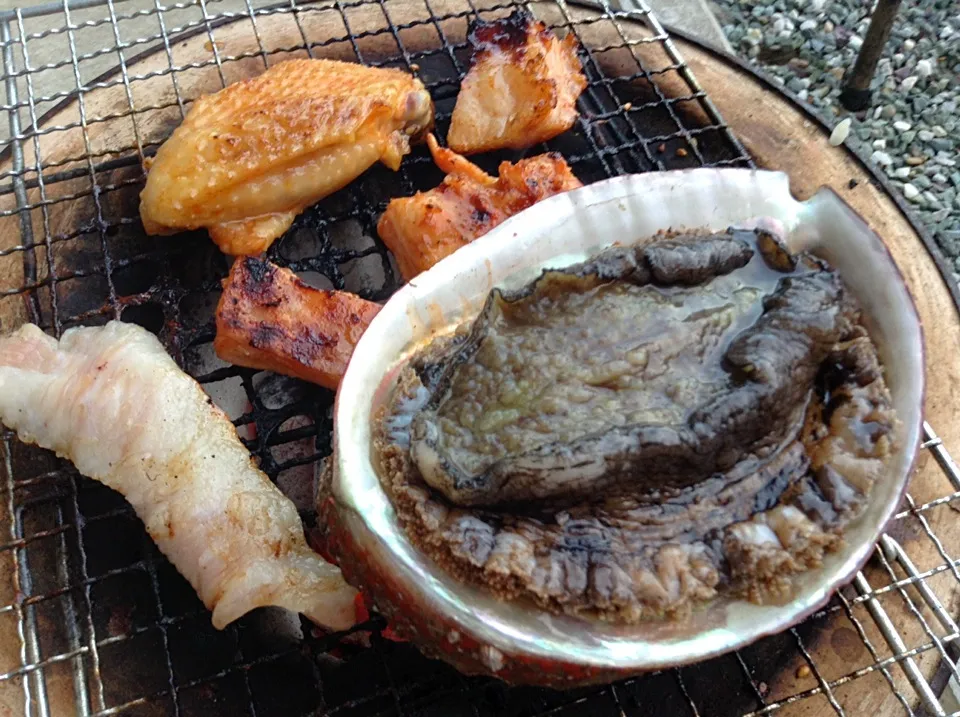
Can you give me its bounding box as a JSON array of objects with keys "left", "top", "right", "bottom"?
[{"left": 839, "top": 0, "right": 903, "bottom": 111}]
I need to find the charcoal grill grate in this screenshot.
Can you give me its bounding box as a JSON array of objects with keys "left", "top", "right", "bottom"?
[{"left": 0, "top": 0, "right": 957, "bottom": 714}]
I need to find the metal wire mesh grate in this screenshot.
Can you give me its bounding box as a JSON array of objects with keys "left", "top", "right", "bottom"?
[{"left": 0, "top": 0, "right": 957, "bottom": 714}]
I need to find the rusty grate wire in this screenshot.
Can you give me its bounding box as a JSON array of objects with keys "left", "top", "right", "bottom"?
[{"left": 0, "top": 0, "right": 957, "bottom": 714}]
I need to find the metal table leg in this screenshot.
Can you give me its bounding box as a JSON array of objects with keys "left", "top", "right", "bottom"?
[{"left": 840, "top": 0, "right": 904, "bottom": 111}]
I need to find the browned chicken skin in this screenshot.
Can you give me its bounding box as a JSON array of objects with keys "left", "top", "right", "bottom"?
[
  {"left": 447, "top": 10, "right": 587, "bottom": 154},
  {"left": 215, "top": 257, "right": 381, "bottom": 391},
  {"left": 377, "top": 134, "right": 582, "bottom": 280},
  {"left": 140, "top": 59, "right": 434, "bottom": 256}
]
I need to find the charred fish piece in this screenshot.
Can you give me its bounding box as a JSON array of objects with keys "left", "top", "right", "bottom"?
[{"left": 447, "top": 9, "right": 586, "bottom": 154}]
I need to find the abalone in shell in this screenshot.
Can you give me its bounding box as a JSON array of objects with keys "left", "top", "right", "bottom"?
[{"left": 376, "top": 228, "right": 897, "bottom": 622}]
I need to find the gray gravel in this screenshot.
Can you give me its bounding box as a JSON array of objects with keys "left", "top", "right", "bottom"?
[{"left": 709, "top": 0, "right": 960, "bottom": 281}]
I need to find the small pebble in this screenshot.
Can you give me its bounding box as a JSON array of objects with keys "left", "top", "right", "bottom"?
[
  {"left": 901, "top": 75, "right": 919, "bottom": 92},
  {"left": 829, "top": 118, "right": 851, "bottom": 146},
  {"left": 903, "top": 38, "right": 916, "bottom": 51},
  {"left": 893, "top": 120, "right": 912, "bottom": 131},
  {"left": 848, "top": 35, "right": 863, "bottom": 50},
  {"left": 870, "top": 151, "right": 893, "bottom": 166},
  {"left": 873, "top": 139, "right": 887, "bottom": 150},
  {"left": 787, "top": 77, "right": 806, "bottom": 93},
  {"left": 796, "top": 665, "right": 812, "bottom": 679},
  {"left": 676, "top": 147, "right": 688, "bottom": 158},
  {"left": 903, "top": 183, "right": 920, "bottom": 200},
  {"left": 915, "top": 59, "right": 934, "bottom": 78},
  {"left": 894, "top": 167, "right": 911, "bottom": 179},
  {"left": 918, "top": 129, "right": 935, "bottom": 142},
  {"left": 906, "top": 156, "right": 926, "bottom": 166}
]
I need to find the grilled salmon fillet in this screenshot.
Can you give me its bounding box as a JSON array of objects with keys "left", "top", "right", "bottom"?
[
  {"left": 0, "top": 322, "right": 358, "bottom": 631},
  {"left": 140, "top": 59, "right": 434, "bottom": 256},
  {"left": 447, "top": 10, "right": 586, "bottom": 154},
  {"left": 378, "top": 134, "right": 582, "bottom": 280},
  {"left": 215, "top": 257, "right": 380, "bottom": 390}
]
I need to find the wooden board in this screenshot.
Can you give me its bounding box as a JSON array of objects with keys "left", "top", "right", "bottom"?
[{"left": 0, "top": 2, "right": 958, "bottom": 715}]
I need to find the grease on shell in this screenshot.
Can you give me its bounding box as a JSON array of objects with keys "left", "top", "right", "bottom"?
[{"left": 375, "top": 228, "right": 898, "bottom": 623}]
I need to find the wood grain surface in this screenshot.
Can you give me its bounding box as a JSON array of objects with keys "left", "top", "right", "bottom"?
[{"left": 0, "top": 2, "right": 957, "bottom": 715}]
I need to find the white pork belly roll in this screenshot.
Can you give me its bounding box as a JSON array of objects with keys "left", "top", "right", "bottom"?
[{"left": 0, "top": 321, "right": 357, "bottom": 630}]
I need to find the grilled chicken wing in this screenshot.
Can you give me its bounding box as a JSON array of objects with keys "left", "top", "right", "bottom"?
[
  {"left": 0, "top": 322, "right": 357, "bottom": 631},
  {"left": 447, "top": 10, "right": 586, "bottom": 154},
  {"left": 140, "top": 59, "right": 434, "bottom": 256},
  {"left": 215, "top": 257, "right": 381, "bottom": 390},
  {"left": 378, "top": 134, "right": 582, "bottom": 280}
]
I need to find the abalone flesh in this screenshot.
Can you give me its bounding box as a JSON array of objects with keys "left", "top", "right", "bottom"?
[{"left": 375, "top": 228, "right": 897, "bottom": 622}]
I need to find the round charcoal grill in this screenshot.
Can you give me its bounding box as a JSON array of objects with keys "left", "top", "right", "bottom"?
[{"left": 1, "top": 0, "right": 959, "bottom": 715}]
